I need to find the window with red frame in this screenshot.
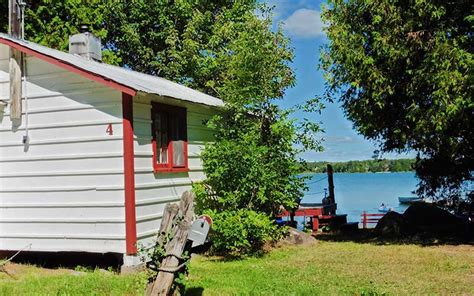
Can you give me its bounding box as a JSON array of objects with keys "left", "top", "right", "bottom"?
[{"left": 151, "top": 103, "right": 188, "bottom": 172}]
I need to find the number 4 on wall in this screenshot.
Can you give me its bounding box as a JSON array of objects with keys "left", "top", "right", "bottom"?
[{"left": 106, "top": 124, "right": 113, "bottom": 135}]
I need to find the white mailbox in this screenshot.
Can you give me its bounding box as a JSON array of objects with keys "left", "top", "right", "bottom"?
[{"left": 188, "top": 215, "right": 212, "bottom": 248}]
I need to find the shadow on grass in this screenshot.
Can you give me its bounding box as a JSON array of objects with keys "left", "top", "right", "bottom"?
[
  {"left": 191, "top": 241, "right": 270, "bottom": 262},
  {"left": 0, "top": 251, "right": 122, "bottom": 272},
  {"left": 315, "top": 229, "right": 474, "bottom": 246},
  {"left": 197, "top": 241, "right": 288, "bottom": 263},
  {"left": 183, "top": 287, "right": 204, "bottom": 296},
  {"left": 202, "top": 251, "right": 267, "bottom": 263}
]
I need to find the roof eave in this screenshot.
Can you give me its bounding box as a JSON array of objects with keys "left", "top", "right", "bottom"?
[
  {"left": 0, "top": 34, "right": 225, "bottom": 107},
  {"left": 136, "top": 91, "right": 224, "bottom": 109},
  {"left": 0, "top": 36, "right": 137, "bottom": 96}
]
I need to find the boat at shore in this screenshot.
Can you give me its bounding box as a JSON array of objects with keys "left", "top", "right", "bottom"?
[
  {"left": 398, "top": 196, "right": 423, "bottom": 204},
  {"left": 377, "top": 205, "right": 394, "bottom": 213}
]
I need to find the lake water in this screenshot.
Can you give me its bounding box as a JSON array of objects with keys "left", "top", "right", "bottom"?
[{"left": 301, "top": 172, "right": 419, "bottom": 224}]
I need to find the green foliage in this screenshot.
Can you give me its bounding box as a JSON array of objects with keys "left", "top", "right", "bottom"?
[
  {"left": 213, "top": 14, "right": 295, "bottom": 104},
  {"left": 0, "top": 0, "right": 7, "bottom": 33},
  {"left": 307, "top": 159, "right": 415, "bottom": 173},
  {"left": 23, "top": 0, "right": 120, "bottom": 65},
  {"left": 195, "top": 109, "right": 308, "bottom": 216},
  {"left": 321, "top": 0, "right": 473, "bottom": 199},
  {"left": 103, "top": 0, "right": 258, "bottom": 95},
  {"left": 201, "top": 209, "right": 283, "bottom": 256},
  {"left": 194, "top": 10, "right": 322, "bottom": 255}
]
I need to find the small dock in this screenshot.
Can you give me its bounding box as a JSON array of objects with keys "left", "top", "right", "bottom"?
[{"left": 277, "top": 165, "right": 357, "bottom": 233}]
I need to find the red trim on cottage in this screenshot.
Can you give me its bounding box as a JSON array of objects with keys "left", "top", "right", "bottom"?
[
  {"left": 122, "top": 93, "right": 137, "bottom": 255},
  {"left": 151, "top": 102, "right": 189, "bottom": 173},
  {"left": 0, "top": 37, "right": 137, "bottom": 96}
]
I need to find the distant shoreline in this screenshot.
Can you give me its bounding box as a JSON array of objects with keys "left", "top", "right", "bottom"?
[
  {"left": 301, "top": 170, "right": 415, "bottom": 174},
  {"left": 303, "top": 158, "right": 415, "bottom": 174}
]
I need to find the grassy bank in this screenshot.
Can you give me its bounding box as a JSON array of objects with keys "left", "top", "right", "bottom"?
[{"left": 1, "top": 240, "right": 472, "bottom": 295}]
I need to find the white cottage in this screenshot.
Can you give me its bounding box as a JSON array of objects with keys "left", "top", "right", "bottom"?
[{"left": 0, "top": 32, "right": 223, "bottom": 266}]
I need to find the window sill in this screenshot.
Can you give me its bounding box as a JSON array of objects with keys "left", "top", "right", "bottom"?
[{"left": 153, "top": 167, "right": 189, "bottom": 174}]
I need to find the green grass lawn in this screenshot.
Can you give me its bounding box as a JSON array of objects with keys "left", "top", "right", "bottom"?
[
  {"left": 1, "top": 240, "right": 472, "bottom": 295},
  {"left": 0, "top": 264, "right": 148, "bottom": 296},
  {"left": 186, "top": 241, "right": 473, "bottom": 295}
]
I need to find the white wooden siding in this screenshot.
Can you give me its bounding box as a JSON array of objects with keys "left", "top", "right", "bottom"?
[
  {"left": 0, "top": 45, "right": 125, "bottom": 253},
  {"left": 132, "top": 94, "right": 215, "bottom": 249}
]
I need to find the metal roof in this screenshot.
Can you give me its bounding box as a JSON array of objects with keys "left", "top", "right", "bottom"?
[{"left": 0, "top": 33, "right": 224, "bottom": 107}]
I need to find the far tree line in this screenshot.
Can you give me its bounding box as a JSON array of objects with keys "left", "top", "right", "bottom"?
[{"left": 306, "top": 159, "right": 415, "bottom": 174}]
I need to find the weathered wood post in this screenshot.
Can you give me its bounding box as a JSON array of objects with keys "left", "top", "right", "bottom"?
[
  {"left": 8, "top": 0, "right": 21, "bottom": 38},
  {"left": 362, "top": 211, "right": 367, "bottom": 229},
  {"left": 327, "top": 164, "right": 335, "bottom": 214},
  {"left": 149, "top": 191, "right": 195, "bottom": 296},
  {"left": 9, "top": 0, "right": 22, "bottom": 120},
  {"left": 156, "top": 203, "right": 180, "bottom": 247}
]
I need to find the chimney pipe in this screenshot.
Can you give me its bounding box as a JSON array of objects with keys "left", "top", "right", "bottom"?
[
  {"left": 79, "top": 24, "right": 90, "bottom": 33},
  {"left": 68, "top": 25, "right": 102, "bottom": 62}
]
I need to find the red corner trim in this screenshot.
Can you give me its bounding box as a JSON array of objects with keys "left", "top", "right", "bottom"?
[
  {"left": 0, "top": 37, "right": 137, "bottom": 96},
  {"left": 122, "top": 93, "right": 137, "bottom": 255}
]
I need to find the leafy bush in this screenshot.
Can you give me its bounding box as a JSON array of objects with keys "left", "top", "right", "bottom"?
[
  {"left": 201, "top": 209, "right": 283, "bottom": 256},
  {"left": 194, "top": 111, "right": 305, "bottom": 216}
]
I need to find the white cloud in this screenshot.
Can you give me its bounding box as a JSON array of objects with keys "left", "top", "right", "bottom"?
[
  {"left": 326, "top": 136, "right": 358, "bottom": 144},
  {"left": 283, "top": 8, "right": 325, "bottom": 39},
  {"left": 263, "top": 0, "right": 318, "bottom": 20}
]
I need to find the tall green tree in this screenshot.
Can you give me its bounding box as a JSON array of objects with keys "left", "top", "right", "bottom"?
[
  {"left": 194, "top": 11, "right": 322, "bottom": 255},
  {"left": 197, "top": 14, "right": 303, "bottom": 215},
  {"left": 321, "top": 0, "right": 473, "bottom": 200}
]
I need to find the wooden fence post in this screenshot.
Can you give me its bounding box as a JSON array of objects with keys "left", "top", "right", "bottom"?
[
  {"left": 327, "top": 164, "right": 335, "bottom": 214},
  {"left": 149, "top": 191, "right": 195, "bottom": 296},
  {"left": 156, "top": 203, "right": 179, "bottom": 247}
]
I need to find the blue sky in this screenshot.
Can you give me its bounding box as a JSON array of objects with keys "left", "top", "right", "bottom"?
[{"left": 263, "top": 0, "right": 415, "bottom": 162}]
